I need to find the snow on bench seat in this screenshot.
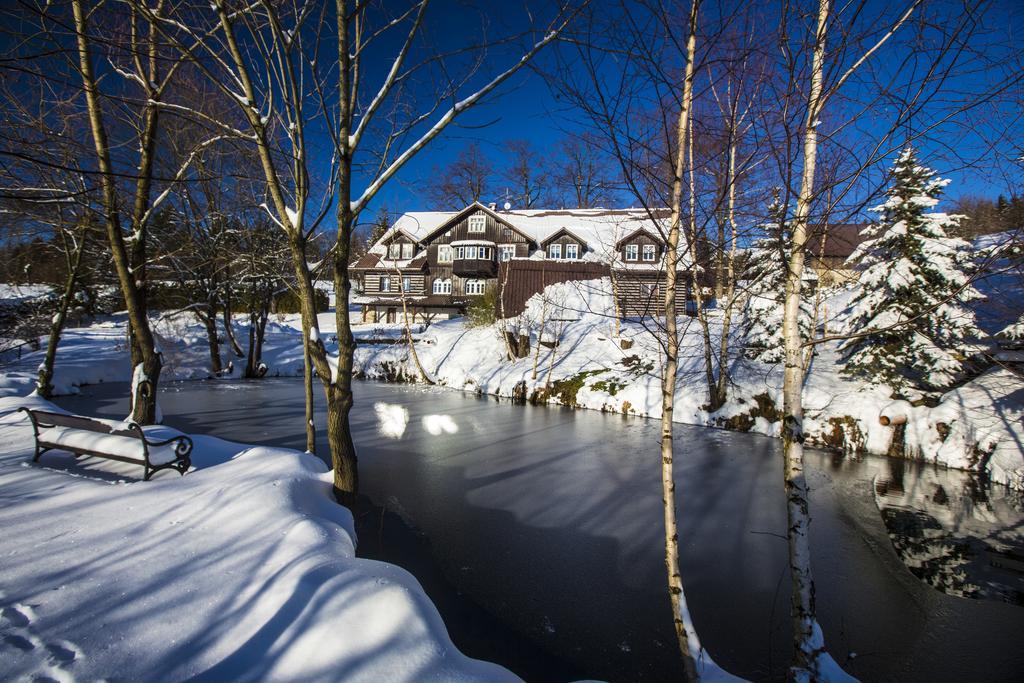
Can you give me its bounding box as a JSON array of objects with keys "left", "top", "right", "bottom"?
[
  {"left": 37, "top": 425, "right": 184, "bottom": 466},
  {"left": 20, "top": 408, "right": 193, "bottom": 480}
]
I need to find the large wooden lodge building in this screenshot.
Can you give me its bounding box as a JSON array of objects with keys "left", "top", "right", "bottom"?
[{"left": 351, "top": 202, "right": 701, "bottom": 323}]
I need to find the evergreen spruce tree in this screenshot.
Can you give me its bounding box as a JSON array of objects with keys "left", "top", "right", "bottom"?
[
  {"left": 742, "top": 194, "right": 814, "bottom": 363},
  {"left": 840, "top": 147, "right": 981, "bottom": 396}
]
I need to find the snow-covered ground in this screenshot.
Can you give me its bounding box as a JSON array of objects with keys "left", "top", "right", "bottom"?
[{"left": 0, "top": 392, "right": 515, "bottom": 681}]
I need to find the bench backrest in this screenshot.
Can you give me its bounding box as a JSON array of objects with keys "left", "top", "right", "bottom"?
[{"left": 26, "top": 410, "right": 139, "bottom": 438}]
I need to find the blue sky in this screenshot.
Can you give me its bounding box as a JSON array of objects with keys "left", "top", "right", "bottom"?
[{"left": 337, "top": 0, "right": 1023, "bottom": 231}]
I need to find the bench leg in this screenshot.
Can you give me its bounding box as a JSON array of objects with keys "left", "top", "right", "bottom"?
[{"left": 32, "top": 445, "right": 51, "bottom": 463}]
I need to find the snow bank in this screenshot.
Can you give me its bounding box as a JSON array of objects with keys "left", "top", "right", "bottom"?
[{"left": 0, "top": 394, "right": 516, "bottom": 682}]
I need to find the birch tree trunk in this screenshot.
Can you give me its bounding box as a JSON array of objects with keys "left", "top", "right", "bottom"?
[
  {"left": 782, "top": 0, "right": 833, "bottom": 677},
  {"left": 661, "top": 1, "right": 705, "bottom": 678}
]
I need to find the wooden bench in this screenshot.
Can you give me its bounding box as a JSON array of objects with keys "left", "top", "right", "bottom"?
[{"left": 19, "top": 408, "right": 193, "bottom": 481}]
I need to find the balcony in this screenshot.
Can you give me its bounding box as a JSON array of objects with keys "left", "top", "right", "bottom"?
[
  {"left": 450, "top": 240, "right": 497, "bottom": 278},
  {"left": 452, "top": 258, "right": 497, "bottom": 278}
]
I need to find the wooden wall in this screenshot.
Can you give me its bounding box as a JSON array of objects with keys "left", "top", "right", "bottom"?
[{"left": 498, "top": 260, "right": 611, "bottom": 317}]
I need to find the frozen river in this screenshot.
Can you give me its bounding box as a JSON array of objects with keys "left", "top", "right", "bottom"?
[{"left": 57, "top": 378, "right": 1024, "bottom": 681}]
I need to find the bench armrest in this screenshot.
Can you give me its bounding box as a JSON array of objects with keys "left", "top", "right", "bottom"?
[{"left": 142, "top": 433, "right": 194, "bottom": 459}]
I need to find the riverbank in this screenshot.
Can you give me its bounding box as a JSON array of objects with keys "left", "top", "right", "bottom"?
[
  {"left": 1, "top": 291, "right": 1020, "bottom": 490},
  {"left": 352, "top": 278, "right": 1024, "bottom": 491}
]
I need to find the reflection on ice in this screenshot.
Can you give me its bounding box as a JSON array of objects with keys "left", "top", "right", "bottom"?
[
  {"left": 874, "top": 460, "right": 1024, "bottom": 604},
  {"left": 422, "top": 414, "right": 458, "bottom": 436},
  {"left": 374, "top": 402, "right": 409, "bottom": 439}
]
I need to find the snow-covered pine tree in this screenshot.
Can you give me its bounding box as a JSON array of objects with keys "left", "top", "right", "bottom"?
[
  {"left": 840, "top": 147, "right": 982, "bottom": 396},
  {"left": 742, "top": 196, "right": 814, "bottom": 363},
  {"left": 998, "top": 313, "right": 1024, "bottom": 341}
]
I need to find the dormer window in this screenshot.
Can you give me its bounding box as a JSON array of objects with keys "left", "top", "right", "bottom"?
[
  {"left": 548, "top": 244, "right": 562, "bottom": 260},
  {"left": 642, "top": 244, "right": 656, "bottom": 261},
  {"left": 468, "top": 215, "right": 486, "bottom": 233},
  {"left": 402, "top": 242, "right": 414, "bottom": 259},
  {"left": 625, "top": 244, "right": 639, "bottom": 261},
  {"left": 565, "top": 244, "right": 579, "bottom": 259},
  {"left": 388, "top": 243, "right": 401, "bottom": 259}
]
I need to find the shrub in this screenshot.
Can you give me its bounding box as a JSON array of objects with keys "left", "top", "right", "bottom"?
[{"left": 466, "top": 285, "right": 498, "bottom": 327}]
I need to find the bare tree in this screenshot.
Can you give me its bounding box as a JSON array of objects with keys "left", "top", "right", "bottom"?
[
  {"left": 501, "top": 139, "right": 548, "bottom": 209},
  {"left": 425, "top": 141, "right": 493, "bottom": 209},
  {"left": 551, "top": 132, "right": 617, "bottom": 208}
]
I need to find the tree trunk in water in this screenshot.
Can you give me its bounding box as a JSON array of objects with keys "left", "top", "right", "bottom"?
[
  {"left": 201, "top": 307, "right": 222, "bottom": 376},
  {"left": 73, "top": 0, "right": 161, "bottom": 425},
  {"left": 254, "top": 303, "right": 269, "bottom": 367},
  {"left": 661, "top": 1, "right": 703, "bottom": 678},
  {"left": 783, "top": 0, "right": 831, "bottom": 677},
  {"left": 245, "top": 309, "right": 258, "bottom": 378},
  {"left": 303, "top": 331, "right": 316, "bottom": 454}
]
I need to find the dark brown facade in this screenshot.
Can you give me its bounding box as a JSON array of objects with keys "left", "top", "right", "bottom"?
[{"left": 352, "top": 202, "right": 701, "bottom": 322}]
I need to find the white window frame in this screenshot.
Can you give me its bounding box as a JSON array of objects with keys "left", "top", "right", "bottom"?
[
  {"left": 402, "top": 242, "right": 414, "bottom": 259},
  {"left": 438, "top": 245, "right": 453, "bottom": 263},
  {"left": 641, "top": 282, "right": 658, "bottom": 299},
  {"left": 402, "top": 276, "right": 411, "bottom": 292},
  {"left": 565, "top": 243, "right": 579, "bottom": 259},
  {"left": 388, "top": 243, "right": 401, "bottom": 259},
  {"left": 499, "top": 245, "right": 516, "bottom": 262},
  {"left": 380, "top": 275, "right": 391, "bottom": 292},
  {"left": 642, "top": 244, "right": 656, "bottom": 262},
  {"left": 433, "top": 278, "right": 451, "bottom": 294},
  {"left": 465, "top": 279, "right": 486, "bottom": 295},
  {"left": 625, "top": 244, "right": 639, "bottom": 261},
  {"left": 548, "top": 243, "right": 562, "bottom": 260},
  {"left": 468, "top": 215, "right": 486, "bottom": 233}
]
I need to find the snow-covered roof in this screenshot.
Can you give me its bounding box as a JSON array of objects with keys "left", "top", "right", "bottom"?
[{"left": 371, "top": 202, "right": 669, "bottom": 259}]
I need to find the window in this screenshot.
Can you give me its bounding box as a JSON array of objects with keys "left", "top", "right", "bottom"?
[
  {"left": 388, "top": 243, "right": 401, "bottom": 259},
  {"left": 380, "top": 276, "right": 391, "bottom": 292},
  {"left": 468, "top": 215, "right": 486, "bottom": 233},
  {"left": 402, "top": 276, "right": 411, "bottom": 292},
  {"left": 641, "top": 283, "right": 659, "bottom": 299},
  {"left": 565, "top": 243, "right": 579, "bottom": 260},
  {"left": 642, "top": 244, "right": 656, "bottom": 261},
  {"left": 433, "top": 278, "right": 452, "bottom": 294},
  {"left": 625, "top": 244, "right": 639, "bottom": 261},
  {"left": 402, "top": 243, "right": 414, "bottom": 259},
  {"left": 547, "top": 243, "right": 562, "bottom": 259},
  {"left": 438, "top": 245, "right": 453, "bottom": 263},
  {"left": 455, "top": 245, "right": 490, "bottom": 260},
  {"left": 499, "top": 245, "right": 516, "bottom": 262},
  {"left": 465, "top": 279, "right": 486, "bottom": 295}
]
